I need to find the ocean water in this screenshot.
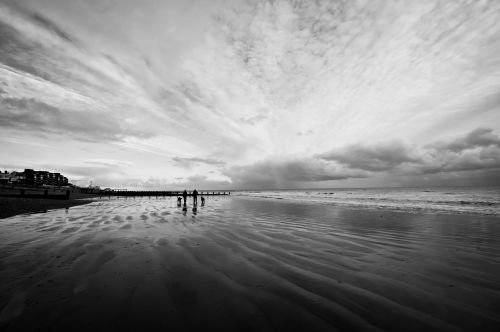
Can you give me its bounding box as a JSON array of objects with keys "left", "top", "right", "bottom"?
[{"left": 235, "top": 186, "right": 500, "bottom": 216}]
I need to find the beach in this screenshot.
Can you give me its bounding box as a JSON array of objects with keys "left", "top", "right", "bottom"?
[
  {"left": 0, "top": 197, "right": 94, "bottom": 219},
  {"left": 0, "top": 196, "right": 499, "bottom": 331},
  {"left": 0, "top": 188, "right": 98, "bottom": 219}
]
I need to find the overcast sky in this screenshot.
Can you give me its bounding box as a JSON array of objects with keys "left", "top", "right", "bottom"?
[{"left": 1, "top": 0, "right": 500, "bottom": 189}]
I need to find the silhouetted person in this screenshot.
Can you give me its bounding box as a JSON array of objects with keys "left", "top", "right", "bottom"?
[
  {"left": 193, "top": 189, "right": 198, "bottom": 205},
  {"left": 182, "top": 189, "right": 188, "bottom": 206},
  {"left": 177, "top": 196, "right": 182, "bottom": 206},
  {"left": 201, "top": 196, "right": 205, "bottom": 206}
]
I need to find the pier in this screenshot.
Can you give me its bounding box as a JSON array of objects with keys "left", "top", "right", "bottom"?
[
  {"left": 98, "top": 190, "right": 230, "bottom": 198},
  {"left": 0, "top": 186, "right": 231, "bottom": 200}
]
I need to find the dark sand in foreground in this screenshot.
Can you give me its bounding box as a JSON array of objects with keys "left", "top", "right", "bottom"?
[
  {"left": 0, "top": 197, "right": 93, "bottom": 219},
  {"left": 0, "top": 196, "right": 499, "bottom": 331}
]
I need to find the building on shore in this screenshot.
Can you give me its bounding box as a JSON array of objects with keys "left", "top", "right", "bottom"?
[
  {"left": 0, "top": 169, "right": 69, "bottom": 187},
  {"left": 0, "top": 171, "right": 10, "bottom": 185}
]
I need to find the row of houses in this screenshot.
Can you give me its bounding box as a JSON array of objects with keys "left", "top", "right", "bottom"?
[{"left": 0, "top": 169, "right": 70, "bottom": 187}]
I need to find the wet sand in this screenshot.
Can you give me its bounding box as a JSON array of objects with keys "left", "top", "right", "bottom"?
[
  {"left": 0, "top": 196, "right": 499, "bottom": 331},
  {"left": 0, "top": 197, "right": 94, "bottom": 219}
]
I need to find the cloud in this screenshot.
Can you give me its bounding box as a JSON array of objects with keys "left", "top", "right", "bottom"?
[
  {"left": 36, "top": 163, "right": 130, "bottom": 187},
  {"left": 172, "top": 157, "right": 226, "bottom": 167},
  {"left": 0, "top": 97, "right": 154, "bottom": 142},
  {"left": 225, "top": 158, "right": 367, "bottom": 188},
  {"left": 225, "top": 128, "right": 500, "bottom": 188},
  {"left": 297, "top": 129, "right": 314, "bottom": 136},
  {"left": 84, "top": 159, "right": 133, "bottom": 168},
  {"left": 241, "top": 114, "right": 268, "bottom": 125},
  {"left": 187, "top": 174, "right": 207, "bottom": 182},
  {"left": 52, "top": 165, "right": 120, "bottom": 178},
  {"left": 430, "top": 128, "right": 500, "bottom": 152},
  {"left": 0, "top": 163, "right": 28, "bottom": 171},
  {"left": 0, "top": 6, "right": 86, "bottom": 85},
  {"left": 0, "top": 4, "right": 175, "bottom": 142},
  {"left": 316, "top": 129, "right": 500, "bottom": 177},
  {"left": 122, "top": 175, "right": 231, "bottom": 190},
  {"left": 318, "top": 142, "right": 419, "bottom": 171},
  {"left": 29, "top": 12, "right": 76, "bottom": 45},
  {"left": 421, "top": 135, "right": 500, "bottom": 174},
  {"left": 436, "top": 147, "right": 500, "bottom": 173},
  {"left": 2, "top": 1, "right": 500, "bottom": 189}
]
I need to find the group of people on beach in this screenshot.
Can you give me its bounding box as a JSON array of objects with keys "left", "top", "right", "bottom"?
[{"left": 177, "top": 189, "right": 205, "bottom": 207}]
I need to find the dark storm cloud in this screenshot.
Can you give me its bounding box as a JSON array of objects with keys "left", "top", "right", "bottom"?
[
  {"left": 430, "top": 128, "right": 500, "bottom": 152},
  {"left": 225, "top": 128, "right": 500, "bottom": 188},
  {"left": 314, "top": 128, "right": 500, "bottom": 176},
  {"left": 421, "top": 148, "right": 500, "bottom": 174},
  {"left": 225, "top": 158, "right": 367, "bottom": 188},
  {"left": 318, "top": 142, "right": 419, "bottom": 171},
  {"left": 417, "top": 128, "right": 500, "bottom": 174},
  {"left": 0, "top": 97, "right": 153, "bottom": 142}
]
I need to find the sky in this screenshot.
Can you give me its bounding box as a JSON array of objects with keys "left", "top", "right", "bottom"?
[{"left": 1, "top": 0, "right": 500, "bottom": 190}]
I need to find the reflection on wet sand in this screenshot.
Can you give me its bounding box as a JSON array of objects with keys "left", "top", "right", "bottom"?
[{"left": 0, "top": 197, "right": 499, "bottom": 331}]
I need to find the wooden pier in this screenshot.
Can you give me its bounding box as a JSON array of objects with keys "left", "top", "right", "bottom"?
[{"left": 98, "top": 190, "right": 230, "bottom": 198}]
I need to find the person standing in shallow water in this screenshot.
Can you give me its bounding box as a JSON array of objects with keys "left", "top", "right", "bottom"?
[
  {"left": 193, "top": 189, "right": 198, "bottom": 205},
  {"left": 182, "top": 189, "right": 188, "bottom": 206}
]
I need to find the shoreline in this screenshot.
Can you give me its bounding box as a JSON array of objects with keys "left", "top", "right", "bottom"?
[{"left": 0, "top": 197, "right": 94, "bottom": 219}]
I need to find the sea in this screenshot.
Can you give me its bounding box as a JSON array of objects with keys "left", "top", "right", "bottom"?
[{"left": 234, "top": 186, "right": 500, "bottom": 216}]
